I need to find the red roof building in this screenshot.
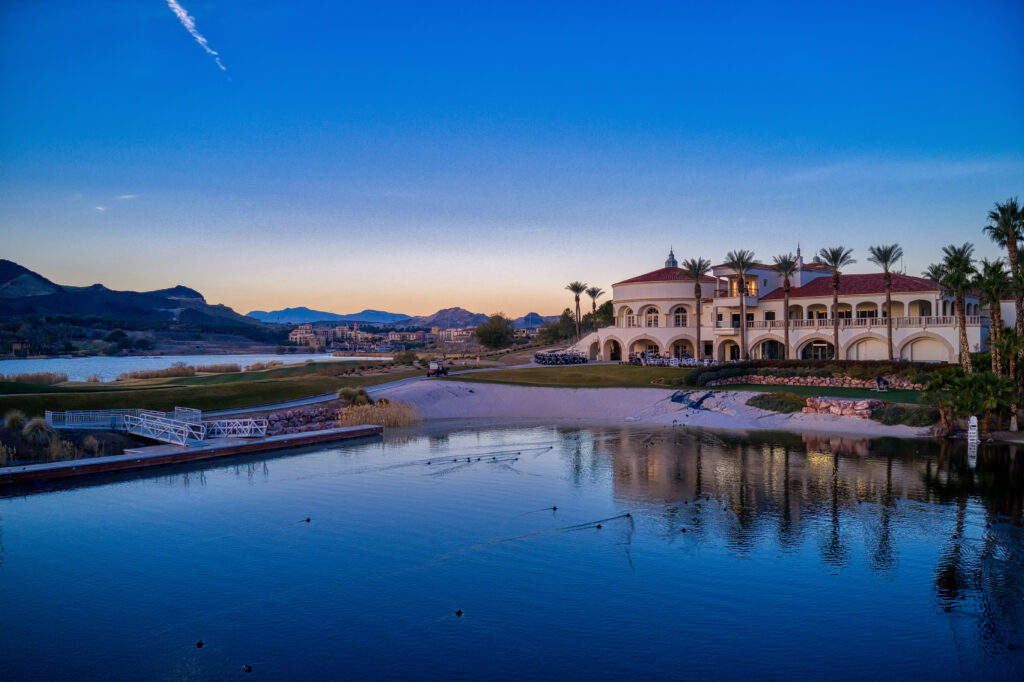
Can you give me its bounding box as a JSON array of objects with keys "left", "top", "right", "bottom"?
[{"left": 760, "top": 273, "right": 940, "bottom": 300}]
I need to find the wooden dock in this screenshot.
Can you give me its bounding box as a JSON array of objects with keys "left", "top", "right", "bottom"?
[{"left": 0, "top": 425, "right": 383, "bottom": 485}]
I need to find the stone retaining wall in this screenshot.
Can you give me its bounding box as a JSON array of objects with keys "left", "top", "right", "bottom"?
[
  {"left": 706, "top": 375, "right": 921, "bottom": 390},
  {"left": 801, "top": 397, "right": 884, "bottom": 419},
  {"left": 266, "top": 407, "right": 343, "bottom": 436}
]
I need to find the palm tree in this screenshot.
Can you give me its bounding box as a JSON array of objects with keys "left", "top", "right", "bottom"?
[
  {"left": 818, "top": 246, "right": 856, "bottom": 361},
  {"left": 585, "top": 286, "right": 604, "bottom": 314},
  {"left": 681, "top": 257, "right": 712, "bottom": 361},
  {"left": 995, "top": 328, "right": 1023, "bottom": 431},
  {"left": 772, "top": 253, "right": 799, "bottom": 360},
  {"left": 565, "top": 281, "right": 588, "bottom": 342},
  {"left": 939, "top": 243, "right": 976, "bottom": 373},
  {"left": 984, "top": 197, "right": 1023, "bottom": 334},
  {"left": 723, "top": 250, "right": 756, "bottom": 359},
  {"left": 920, "top": 368, "right": 960, "bottom": 436},
  {"left": 974, "top": 258, "right": 1010, "bottom": 375},
  {"left": 922, "top": 263, "right": 946, "bottom": 282},
  {"left": 976, "top": 372, "right": 1014, "bottom": 433},
  {"left": 867, "top": 244, "right": 904, "bottom": 361}
]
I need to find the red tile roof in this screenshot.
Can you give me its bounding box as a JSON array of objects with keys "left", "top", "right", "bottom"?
[
  {"left": 614, "top": 267, "right": 718, "bottom": 286},
  {"left": 760, "top": 273, "right": 940, "bottom": 300}
]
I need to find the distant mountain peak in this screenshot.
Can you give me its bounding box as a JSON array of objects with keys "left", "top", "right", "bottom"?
[{"left": 246, "top": 307, "right": 411, "bottom": 325}]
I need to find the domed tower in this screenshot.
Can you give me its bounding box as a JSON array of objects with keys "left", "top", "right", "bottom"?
[{"left": 665, "top": 247, "right": 678, "bottom": 268}]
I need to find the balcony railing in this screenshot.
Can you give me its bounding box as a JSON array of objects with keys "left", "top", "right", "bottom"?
[{"left": 629, "top": 315, "right": 988, "bottom": 331}]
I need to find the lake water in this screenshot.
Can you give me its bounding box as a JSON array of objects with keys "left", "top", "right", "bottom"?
[
  {"left": 1, "top": 424, "right": 1022, "bottom": 680},
  {"left": 0, "top": 353, "right": 385, "bottom": 382}
]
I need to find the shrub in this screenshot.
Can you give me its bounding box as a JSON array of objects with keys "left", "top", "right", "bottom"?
[
  {"left": 746, "top": 392, "right": 806, "bottom": 414},
  {"left": 22, "top": 418, "right": 57, "bottom": 451},
  {"left": 4, "top": 409, "right": 26, "bottom": 430},
  {"left": 871, "top": 405, "right": 940, "bottom": 426},
  {"left": 337, "top": 387, "right": 374, "bottom": 406},
  {"left": 86, "top": 374, "right": 102, "bottom": 383},
  {"left": 393, "top": 350, "right": 418, "bottom": 365},
  {"left": 83, "top": 435, "right": 102, "bottom": 455},
  {"left": 337, "top": 401, "right": 420, "bottom": 427},
  {"left": 0, "top": 371, "right": 69, "bottom": 385},
  {"left": 696, "top": 367, "right": 750, "bottom": 387}
]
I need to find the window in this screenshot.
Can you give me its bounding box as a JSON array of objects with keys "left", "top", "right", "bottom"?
[
  {"left": 626, "top": 314, "right": 637, "bottom": 328},
  {"left": 764, "top": 311, "right": 776, "bottom": 321},
  {"left": 645, "top": 309, "right": 659, "bottom": 327},
  {"left": 673, "top": 309, "right": 687, "bottom": 327}
]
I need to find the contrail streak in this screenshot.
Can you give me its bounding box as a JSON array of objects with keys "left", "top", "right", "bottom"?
[{"left": 165, "top": 0, "right": 226, "bottom": 71}]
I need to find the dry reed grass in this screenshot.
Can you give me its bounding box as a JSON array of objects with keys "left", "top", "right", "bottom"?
[
  {"left": 196, "top": 363, "right": 241, "bottom": 374},
  {"left": 0, "top": 371, "right": 68, "bottom": 385},
  {"left": 244, "top": 361, "right": 284, "bottom": 371},
  {"left": 337, "top": 400, "right": 420, "bottom": 427},
  {"left": 117, "top": 362, "right": 196, "bottom": 380}
]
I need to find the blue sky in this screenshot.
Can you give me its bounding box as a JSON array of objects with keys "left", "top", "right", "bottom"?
[{"left": 1, "top": 0, "right": 1022, "bottom": 316}]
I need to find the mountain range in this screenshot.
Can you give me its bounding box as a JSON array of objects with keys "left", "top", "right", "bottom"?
[
  {"left": 0, "top": 259, "right": 259, "bottom": 327},
  {"left": 246, "top": 307, "right": 411, "bottom": 325},
  {"left": 1, "top": 259, "right": 560, "bottom": 330}
]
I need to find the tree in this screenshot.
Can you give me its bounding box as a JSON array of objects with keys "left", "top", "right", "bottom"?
[
  {"left": 939, "top": 243, "right": 976, "bottom": 373},
  {"left": 723, "top": 250, "right": 756, "bottom": 359},
  {"left": 582, "top": 300, "right": 613, "bottom": 332},
  {"left": 984, "top": 197, "right": 1023, "bottom": 335},
  {"left": 994, "top": 328, "right": 1024, "bottom": 431},
  {"left": 920, "top": 369, "right": 961, "bottom": 436},
  {"left": 818, "top": 246, "right": 856, "bottom": 361},
  {"left": 976, "top": 372, "right": 1014, "bottom": 432},
  {"left": 772, "top": 253, "right": 799, "bottom": 360},
  {"left": 537, "top": 309, "right": 576, "bottom": 345},
  {"left": 922, "top": 263, "right": 946, "bottom": 282},
  {"left": 681, "top": 257, "right": 712, "bottom": 361},
  {"left": 867, "top": 243, "right": 904, "bottom": 361},
  {"left": 973, "top": 258, "right": 1010, "bottom": 375},
  {"left": 565, "top": 281, "right": 588, "bottom": 342},
  {"left": 585, "top": 286, "right": 605, "bottom": 314},
  {"left": 472, "top": 314, "right": 516, "bottom": 350}
]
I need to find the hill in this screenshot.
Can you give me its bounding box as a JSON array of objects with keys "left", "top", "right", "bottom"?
[
  {"left": 513, "top": 312, "right": 559, "bottom": 329},
  {"left": 398, "top": 307, "right": 489, "bottom": 329},
  {"left": 246, "top": 307, "right": 411, "bottom": 324},
  {"left": 0, "top": 259, "right": 258, "bottom": 327}
]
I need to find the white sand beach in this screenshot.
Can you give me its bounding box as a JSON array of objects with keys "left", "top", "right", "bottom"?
[{"left": 377, "top": 380, "right": 933, "bottom": 438}]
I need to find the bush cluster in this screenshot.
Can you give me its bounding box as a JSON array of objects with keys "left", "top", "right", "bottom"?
[
  {"left": 0, "top": 371, "right": 69, "bottom": 385},
  {"left": 674, "top": 359, "right": 938, "bottom": 388},
  {"left": 745, "top": 392, "right": 807, "bottom": 414},
  {"left": 870, "top": 404, "right": 940, "bottom": 426}
]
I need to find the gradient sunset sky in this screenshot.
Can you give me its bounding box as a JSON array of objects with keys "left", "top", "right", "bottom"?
[{"left": 2, "top": 1, "right": 1022, "bottom": 317}]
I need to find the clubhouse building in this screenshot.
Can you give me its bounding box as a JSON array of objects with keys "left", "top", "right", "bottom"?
[{"left": 576, "top": 249, "right": 988, "bottom": 364}]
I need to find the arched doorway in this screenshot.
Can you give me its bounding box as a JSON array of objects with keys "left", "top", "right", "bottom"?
[
  {"left": 604, "top": 339, "right": 622, "bottom": 362},
  {"left": 757, "top": 339, "right": 786, "bottom": 359},
  {"left": 671, "top": 339, "right": 694, "bottom": 359},
  {"left": 718, "top": 340, "right": 740, "bottom": 361},
  {"left": 801, "top": 339, "right": 835, "bottom": 360},
  {"left": 588, "top": 341, "right": 600, "bottom": 361}
]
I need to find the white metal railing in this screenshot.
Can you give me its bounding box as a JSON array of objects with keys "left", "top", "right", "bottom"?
[
  {"left": 123, "top": 413, "right": 207, "bottom": 446},
  {"left": 204, "top": 418, "right": 269, "bottom": 438},
  {"left": 174, "top": 407, "right": 202, "bottom": 423},
  {"left": 46, "top": 409, "right": 141, "bottom": 430},
  {"left": 633, "top": 315, "right": 989, "bottom": 332}
]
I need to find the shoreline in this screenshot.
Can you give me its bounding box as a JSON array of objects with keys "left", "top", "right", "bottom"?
[{"left": 376, "top": 380, "right": 934, "bottom": 439}]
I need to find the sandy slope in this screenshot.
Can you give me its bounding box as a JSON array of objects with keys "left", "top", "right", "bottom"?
[{"left": 377, "top": 380, "right": 932, "bottom": 438}]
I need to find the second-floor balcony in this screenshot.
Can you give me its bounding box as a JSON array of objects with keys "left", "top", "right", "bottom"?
[
  {"left": 714, "top": 294, "right": 760, "bottom": 309},
  {"left": 709, "top": 315, "right": 988, "bottom": 332}
]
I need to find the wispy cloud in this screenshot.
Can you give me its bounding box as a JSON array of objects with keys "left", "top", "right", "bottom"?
[
  {"left": 115, "top": 194, "right": 138, "bottom": 200},
  {"left": 165, "top": 0, "right": 226, "bottom": 71},
  {"left": 94, "top": 206, "right": 106, "bottom": 212}
]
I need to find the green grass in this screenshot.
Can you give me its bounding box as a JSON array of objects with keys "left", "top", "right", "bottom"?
[
  {"left": 443, "top": 365, "right": 924, "bottom": 403},
  {"left": 0, "top": 371, "right": 419, "bottom": 416}
]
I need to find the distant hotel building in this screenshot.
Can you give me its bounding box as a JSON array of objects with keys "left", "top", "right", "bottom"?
[{"left": 575, "top": 249, "right": 987, "bottom": 363}]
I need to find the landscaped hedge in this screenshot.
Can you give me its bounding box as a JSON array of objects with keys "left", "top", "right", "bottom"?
[
  {"left": 676, "top": 359, "right": 944, "bottom": 388},
  {"left": 745, "top": 392, "right": 807, "bottom": 414},
  {"left": 869, "top": 404, "right": 941, "bottom": 426}
]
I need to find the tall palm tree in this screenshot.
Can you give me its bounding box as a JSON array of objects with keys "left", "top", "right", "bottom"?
[
  {"left": 939, "top": 243, "right": 976, "bottom": 373},
  {"left": 922, "top": 263, "right": 946, "bottom": 282},
  {"left": 772, "top": 253, "right": 799, "bottom": 360},
  {"left": 984, "top": 197, "right": 1023, "bottom": 334},
  {"left": 723, "top": 250, "right": 756, "bottom": 359},
  {"left": 818, "top": 246, "right": 856, "bottom": 361},
  {"left": 565, "top": 281, "right": 588, "bottom": 342},
  {"left": 974, "top": 258, "right": 1010, "bottom": 375},
  {"left": 681, "top": 257, "right": 712, "bottom": 361},
  {"left": 585, "top": 286, "right": 604, "bottom": 314},
  {"left": 867, "top": 243, "right": 904, "bottom": 361}
]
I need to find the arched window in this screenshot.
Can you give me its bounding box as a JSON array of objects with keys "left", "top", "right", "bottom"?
[
  {"left": 644, "top": 307, "right": 660, "bottom": 327},
  {"left": 672, "top": 307, "right": 688, "bottom": 327}
]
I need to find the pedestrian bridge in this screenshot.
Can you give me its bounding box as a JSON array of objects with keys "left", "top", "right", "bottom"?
[{"left": 45, "top": 407, "right": 268, "bottom": 447}]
